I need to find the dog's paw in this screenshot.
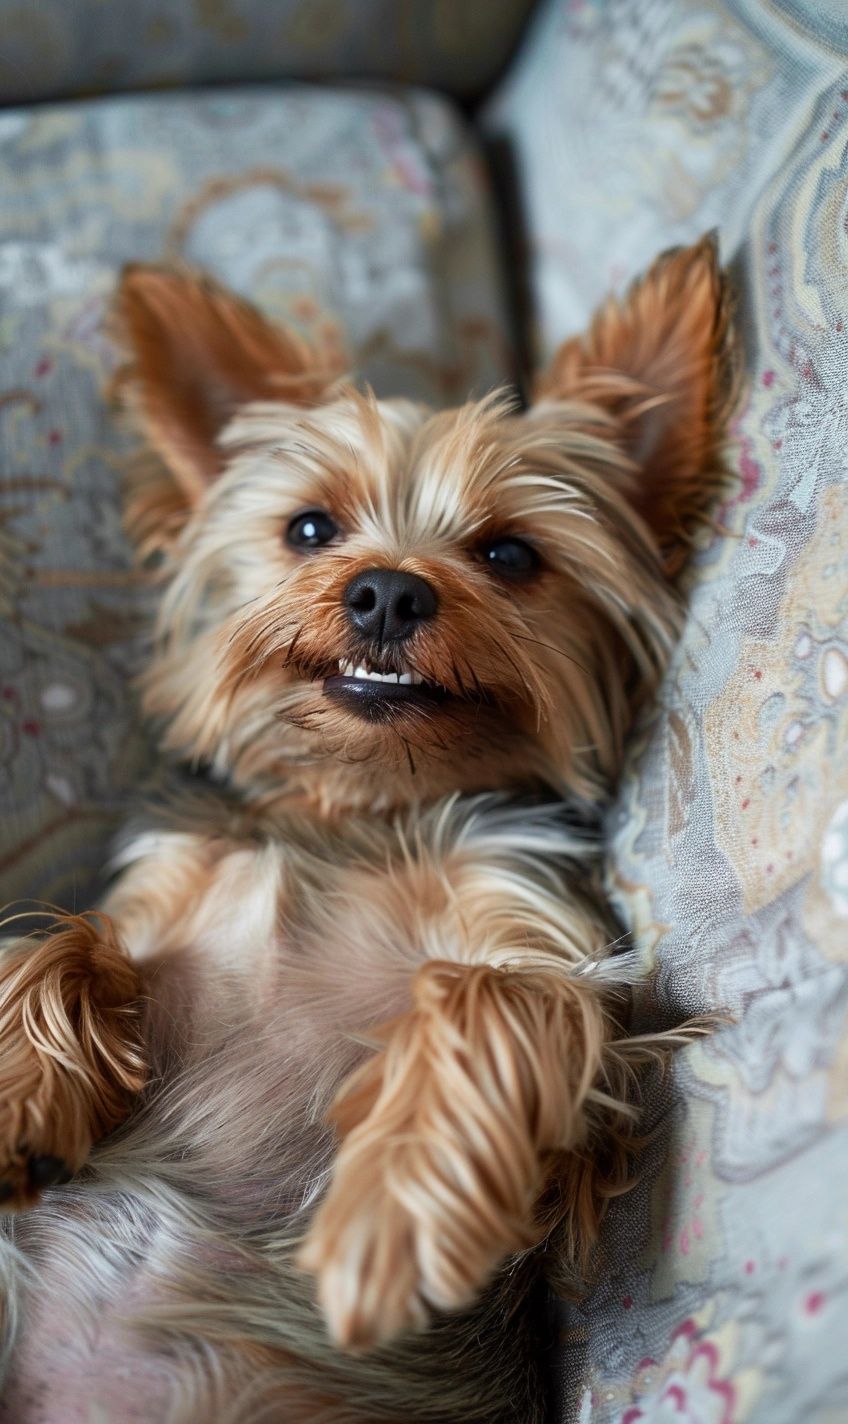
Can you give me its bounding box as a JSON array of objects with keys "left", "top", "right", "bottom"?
[
  {"left": 0, "top": 1145, "right": 76, "bottom": 1211},
  {"left": 297, "top": 1123, "right": 523, "bottom": 1351},
  {"left": 298, "top": 1168, "right": 452, "bottom": 1350},
  {"left": 298, "top": 962, "right": 557, "bottom": 1349},
  {"left": 0, "top": 1025, "right": 99, "bottom": 1209},
  {"left": 0, "top": 914, "right": 147, "bottom": 1211}
]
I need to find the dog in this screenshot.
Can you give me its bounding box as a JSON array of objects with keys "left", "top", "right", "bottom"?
[{"left": 0, "top": 235, "right": 734, "bottom": 1422}]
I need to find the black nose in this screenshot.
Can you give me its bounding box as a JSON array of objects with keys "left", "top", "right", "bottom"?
[{"left": 344, "top": 568, "right": 438, "bottom": 644}]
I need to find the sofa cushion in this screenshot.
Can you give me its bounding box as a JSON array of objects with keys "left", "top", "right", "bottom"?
[
  {"left": 0, "top": 0, "right": 535, "bottom": 105},
  {"left": 486, "top": 2, "right": 848, "bottom": 1420},
  {"left": 0, "top": 85, "right": 512, "bottom": 910}
]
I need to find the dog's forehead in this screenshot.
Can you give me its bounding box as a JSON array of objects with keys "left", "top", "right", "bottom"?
[{"left": 233, "top": 391, "right": 531, "bottom": 542}]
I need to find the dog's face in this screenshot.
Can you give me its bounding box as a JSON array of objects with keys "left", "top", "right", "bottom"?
[{"left": 116, "top": 240, "right": 733, "bottom": 811}]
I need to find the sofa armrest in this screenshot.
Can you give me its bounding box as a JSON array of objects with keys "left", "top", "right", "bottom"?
[{"left": 0, "top": 0, "right": 537, "bottom": 106}]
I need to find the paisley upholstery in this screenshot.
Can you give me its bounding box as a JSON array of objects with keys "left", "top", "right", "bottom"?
[{"left": 485, "top": 2, "right": 848, "bottom": 1419}]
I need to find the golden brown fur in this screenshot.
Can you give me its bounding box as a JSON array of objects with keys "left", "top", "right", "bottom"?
[
  {"left": 0, "top": 236, "right": 735, "bottom": 1421},
  {"left": 0, "top": 915, "right": 146, "bottom": 1206}
]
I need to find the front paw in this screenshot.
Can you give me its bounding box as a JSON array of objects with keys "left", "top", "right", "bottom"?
[
  {"left": 0, "top": 1030, "right": 96, "bottom": 1210},
  {"left": 297, "top": 1119, "right": 533, "bottom": 1351},
  {"left": 0, "top": 1149, "right": 74, "bottom": 1211},
  {"left": 0, "top": 913, "right": 147, "bottom": 1210},
  {"left": 298, "top": 1166, "right": 444, "bottom": 1350},
  {"left": 298, "top": 962, "right": 562, "bottom": 1349}
]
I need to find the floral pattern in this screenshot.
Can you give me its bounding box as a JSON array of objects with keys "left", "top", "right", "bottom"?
[
  {"left": 0, "top": 86, "right": 511, "bottom": 910},
  {"left": 487, "top": 2, "right": 848, "bottom": 1419}
]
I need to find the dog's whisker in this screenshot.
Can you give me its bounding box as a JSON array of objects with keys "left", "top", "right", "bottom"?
[{"left": 513, "top": 632, "right": 592, "bottom": 680}]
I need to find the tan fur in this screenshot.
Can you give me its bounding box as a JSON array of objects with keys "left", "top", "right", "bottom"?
[
  {"left": 300, "top": 961, "right": 621, "bottom": 1347},
  {"left": 0, "top": 239, "right": 735, "bottom": 1421},
  {"left": 0, "top": 914, "right": 147, "bottom": 1206},
  {"left": 536, "top": 233, "right": 738, "bottom": 573}
]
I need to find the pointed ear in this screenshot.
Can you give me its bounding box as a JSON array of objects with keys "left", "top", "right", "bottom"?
[
  {"left": 535, "top": 235, "right": 738, "bottom": 571},
  {"left": 112, "top": 266, "right": 343, "bottom": 517}
]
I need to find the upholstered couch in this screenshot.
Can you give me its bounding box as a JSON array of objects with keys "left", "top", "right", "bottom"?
[{"left": 1, "top": 2, "right": 846, "bottom": 1419}]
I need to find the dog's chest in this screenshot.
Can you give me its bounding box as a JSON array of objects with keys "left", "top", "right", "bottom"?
[{"left": 135, "top": 811, "right": 467, "bottom": 1049}]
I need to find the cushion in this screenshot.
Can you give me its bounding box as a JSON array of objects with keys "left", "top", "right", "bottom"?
[
  {"left": 0, "top": 85, "right": 513, "bottom": 910},
  {"left": 0, "top": 0, "right": 535, "bottom": 105},
  {"left": 486, "top": 2, "right": 848, "bottom": 1419}
]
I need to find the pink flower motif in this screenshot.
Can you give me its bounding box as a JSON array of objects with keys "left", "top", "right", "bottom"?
[
  {"left": 718, "top": 412, "right": 762, "bottom": 515},
  {"left": 617, "top": 1320, "right": 738, "bottom": 1424},
  {"left": 735, "top": 434, "right": 762, "bottom": 502}
]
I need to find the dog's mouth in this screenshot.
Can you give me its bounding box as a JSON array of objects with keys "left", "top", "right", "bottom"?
[{"left": 323, "top": 659, "right": 451, "bottom": 719}]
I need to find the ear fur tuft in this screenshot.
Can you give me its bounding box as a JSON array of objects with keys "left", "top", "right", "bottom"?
[
  {"left": 111, "top": 266, "right": 346, "bottom": 553},
  {"left": 535, "top": 234, "right": 739, "bottom": 573}
]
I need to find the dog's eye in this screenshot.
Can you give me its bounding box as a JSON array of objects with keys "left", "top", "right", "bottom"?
[
  {"left": 286, "top": 509, "right": 339, "bottom": 551},
  {"left": 481, "top": 536, "right": 540, "bottom": 579}
]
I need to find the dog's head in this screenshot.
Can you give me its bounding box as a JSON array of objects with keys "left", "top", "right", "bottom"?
[{"left": 115, "top": 239, "right": 735, "bottom": 813}]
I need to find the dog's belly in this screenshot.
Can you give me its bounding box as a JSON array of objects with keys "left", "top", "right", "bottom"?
[
  {"left": 1, "top": 1280, "right": 174, "bottom": 1423},
  {"left": 0, "top": 919, "right": 411, "bottom": 1421},
  {"left": 0, "top": 802, "right": 575, "bottom": 1421},
  {"left": 0, "top": 1028, "right": 345, "bottom": 1422}
]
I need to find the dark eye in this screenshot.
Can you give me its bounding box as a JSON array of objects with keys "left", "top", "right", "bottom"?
[
  {"left": 286, "top": 509, "right": 340, "bottom": 551},
  {"left": 480, "top": 536, "right": 540, "bottom": 579}
]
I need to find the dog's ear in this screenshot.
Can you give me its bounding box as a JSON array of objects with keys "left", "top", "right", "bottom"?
[
  {"left": 535, "top": 235, "right": 737, "bottom": 572},
  {"left": 113, "top": 267, "right": 343, "bottom": 552}
]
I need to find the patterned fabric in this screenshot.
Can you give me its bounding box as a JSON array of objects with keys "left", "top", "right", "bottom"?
[
  {"left": 486, "top": 2, "right": 848, "bottom": 1420},
  {"left": 0, "top": 86, "right": 512, "bottom": 911},
  {"left": 0, "top": 0, "right": 534, "bottom": 104}
]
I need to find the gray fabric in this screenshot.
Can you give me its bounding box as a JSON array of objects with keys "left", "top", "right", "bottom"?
[
  {"left": 485, "top": 1, "right": 848, "bottom": 1419},
  {"left": 0, "top": 0, "right": 534, "bottom": 103}
]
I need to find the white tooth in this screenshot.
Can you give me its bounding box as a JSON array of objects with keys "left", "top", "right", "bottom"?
[
  {"left": 383, "top": 672, "right": 398, "bottom": 683},
  {"left": 411, "top": 672, "right": 423, "bottom": 685},
  {"left": 338, "top": 658, "right": 345, "bottom": 671},
  {"left": 346, "top": 661, "right": 355, "bottom": 676},
  {"left": 399, "top": 672, "right": 413, "bottom": 685},
  {"left": 354, "top": 665, "right": 369, "bottom": 680}
]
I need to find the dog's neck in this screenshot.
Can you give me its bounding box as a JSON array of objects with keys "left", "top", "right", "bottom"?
[
  {"left": 263, "top": 762, "right": 430, "bottom": 823},
  {"left": 221, "top": 749, "right": 562, "bottom": 830},
  {"left": 245, "top": 761, "right": 505, "bottom": 825}
]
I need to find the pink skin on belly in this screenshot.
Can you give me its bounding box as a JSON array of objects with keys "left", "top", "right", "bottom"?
[{"left": 1, "top": 1269, "right": 173, "bottom": 1424}]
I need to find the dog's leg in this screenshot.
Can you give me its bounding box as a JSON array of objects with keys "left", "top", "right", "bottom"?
[
  {"left": 0, "top": 912, "right": 146, "bottom": 1207},
  {"left": 0, "top": 830, "right": 236, "bottom": 1208},
  {"left": 300, "top": 944, "right": 630, "bottom": 1349}
]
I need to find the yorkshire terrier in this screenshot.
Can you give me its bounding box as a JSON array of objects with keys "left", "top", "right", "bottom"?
[{"left": 0, "top": 236, "right": 734, "bottom": 1422}]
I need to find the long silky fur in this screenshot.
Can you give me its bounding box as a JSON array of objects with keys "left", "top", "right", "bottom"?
[{"left": 0, "top": 241, "right": 735, "bottom": 1421}]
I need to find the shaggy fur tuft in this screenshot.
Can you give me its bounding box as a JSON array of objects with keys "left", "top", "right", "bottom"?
[
  {"left": 299, "top": 960, "right": 623, "bottom": 1347},
  {"left": 0, "top": 913, "right": 147, "bottom": 1208}
]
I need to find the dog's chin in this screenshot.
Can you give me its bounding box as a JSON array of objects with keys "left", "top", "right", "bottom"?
[
  {"left": 280, "top": 666, "right": 535, "bottom": 793},
  {"left": 322, "top": 673, "right": 452, "bottom": 724}
]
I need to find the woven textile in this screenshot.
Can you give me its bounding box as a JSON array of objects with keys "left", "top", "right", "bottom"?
[
  {"left": 486, "top": 2, "right": 848, "bottom": 1419},
  {"left": 0, "top": 0, "right": 533, "bottom": 103}
]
